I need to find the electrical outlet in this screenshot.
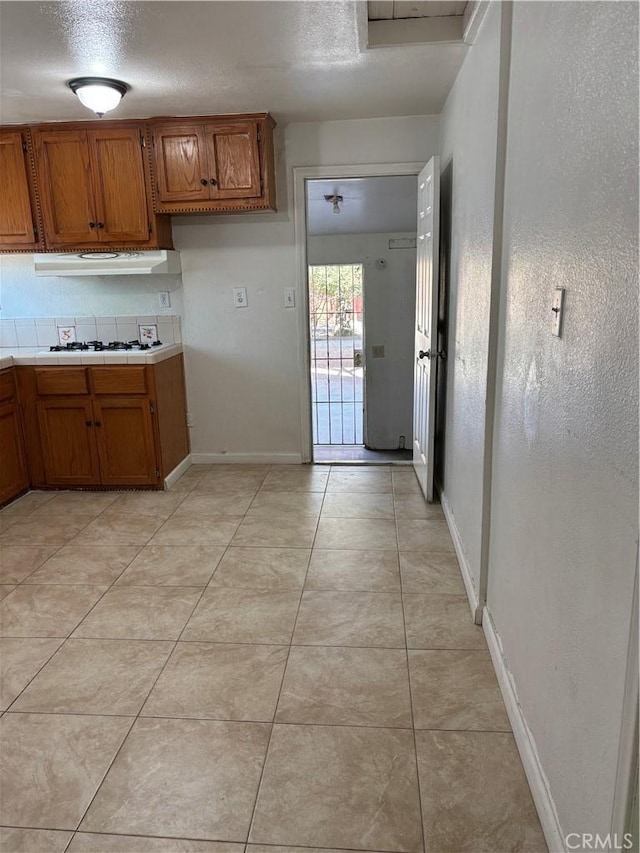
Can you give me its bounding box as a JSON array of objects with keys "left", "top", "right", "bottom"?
[
  {"left": 233, "top": 287, "right": 248, "bottom": 308},
  {"left": 284, "top": 288, "right": 295, "bottom": 308},
  {"left": 158, "top": 291, "right": 171, "bottom": 309}
]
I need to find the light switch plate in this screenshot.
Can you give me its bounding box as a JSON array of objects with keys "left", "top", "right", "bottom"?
[
  {"left": 284, "top": 288, "right": 295, "bottom": 308},
  {"left": 551, "top": 287, "right": 565, "bottom": 337},
  {"left": 233, "top": 287, "right": 248, "bottom": 308}
]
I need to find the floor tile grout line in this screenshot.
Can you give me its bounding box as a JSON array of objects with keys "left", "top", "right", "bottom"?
[
  {"left": 1, "top": 821, "right": 426, "bottom": 853},
  {"left": 397, "top": 468, "right": 428, "bottom": 853},
  {"left": 245, "top": 473, "right": 327, "bottom": 844},
  {"left": 1, "top": 709, "right": 512, "bottom": 734}
]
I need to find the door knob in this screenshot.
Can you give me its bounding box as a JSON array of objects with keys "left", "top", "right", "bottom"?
[
  {"left": 200, "top": 178, "right": 208, "bottom": 186},
  {"left": 418, "top": 350, "right": 432, "bottom": 359}
]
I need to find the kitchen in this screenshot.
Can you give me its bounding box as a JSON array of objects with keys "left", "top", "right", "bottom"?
[{"left": 0, "top": 3, "right": 637, "bottom": 853}]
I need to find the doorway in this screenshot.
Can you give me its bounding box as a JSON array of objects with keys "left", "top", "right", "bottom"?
[{"left": 304, "top": 175, "right": 418, "bottom": 464}]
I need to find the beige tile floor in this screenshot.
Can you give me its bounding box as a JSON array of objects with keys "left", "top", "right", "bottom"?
[{"left": 0, "top": 465, "right": 547, "bottom": 853}]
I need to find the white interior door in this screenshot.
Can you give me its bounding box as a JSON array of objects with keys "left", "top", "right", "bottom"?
[{"left": 413, "top": 156, "right": 440, "bottom": 501}]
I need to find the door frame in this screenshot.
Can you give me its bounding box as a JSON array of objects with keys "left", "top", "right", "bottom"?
[{"left": 293, "top": 162, "right": 424, "bottom": 462}]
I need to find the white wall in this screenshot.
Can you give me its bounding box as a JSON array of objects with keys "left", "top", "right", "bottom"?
[
  {"left": 307, "top": 232, "right": 417, "bottom": 449},
  {"left": 438, "top": 0, "right": 502, "bottom": 598},
  {"left": 489, "top": 0, "right": 638, "bottom": 839},
  {"left": 175, "top": 115, "right": 439, "bottom": 460},
  {"left": 0, "top": 255, "right": 183, "bottom": 318},
  {"left": 441, "top": 0, "right": 639, "bottom": 845}
]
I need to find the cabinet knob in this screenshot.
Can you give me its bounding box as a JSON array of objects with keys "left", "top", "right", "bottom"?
[
  {"left": 200, "top": 178, "right": 208, "bottom": 186},
  {"left": 85, "top": 420, "right": 92, "bottom": 427},
  {"left": 210, "top": 178, "right": 217, "bottom": 186},
  {"left": 97, "top": 222, "right": 104, "bottom": 229},
  {"left": 94, "top": 420, "right": 102, "bottom": 427},
  {"left": 88, "top": 221, "right": 96, "bottom": 229}
]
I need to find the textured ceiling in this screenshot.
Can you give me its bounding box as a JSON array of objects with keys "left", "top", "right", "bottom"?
[
  {"left": 0, "top": 1, "right": 467, "bottom": 125},
  {"left": 306, "top": 176, "right": 417, "bottom": 236}
]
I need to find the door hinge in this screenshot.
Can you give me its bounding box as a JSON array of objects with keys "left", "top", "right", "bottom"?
[
  {"left": 150, "top": 402, "right": 155, "bottom": 414},
  {"left": 156, "top": 183, "right": 160, "bottom": 195},
  {"left": 140, "top": 134, "right": 146, "bottom": 148},
  {"left": 257, "top": 130, "right": 261, "bottom": 142},
  {"left": 148, "top": 222, "right": 152, "bottom": 235},
  {"left": 22, "top": 141, "right": 27, "bottom": 153},
  {"left": 33, "top": 227, "right": 38, "bottom": 239},
  {"left": 155, "top": 468, "right": 160, "bottom": 478}
]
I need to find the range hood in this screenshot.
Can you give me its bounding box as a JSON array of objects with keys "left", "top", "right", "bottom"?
[{"left": 33, "top": 250, "right": 181, "bottom": 277}]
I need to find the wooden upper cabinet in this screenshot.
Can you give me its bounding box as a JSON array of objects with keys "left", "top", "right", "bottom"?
[
  {"left": 205, "top": 122, "right": 261, "bottom": 200},
  {"left": 89, "top": 128, "right": 150, "bottom": 243},
  {"left": 152, "top": 125, "right": 210, "bottom": 203},
  {"left": 0, "top": 131, "right": 39, "bottom": 248},
  {"left": 150, "top": 114, "right": 276, "bottom": 214},
  {"left": 30, "top": 124, "right": 172, "bottom": 251},
  {"left": 33, "top": 129, "right": 97, "bottom": 246}
]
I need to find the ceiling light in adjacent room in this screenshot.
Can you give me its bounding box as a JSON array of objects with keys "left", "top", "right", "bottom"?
[
  {"left": 68, "top": 76, "right": 128, "bottom": 117},
  {"left": 324, "top": 194, "right": 343, "bottom": 214}
]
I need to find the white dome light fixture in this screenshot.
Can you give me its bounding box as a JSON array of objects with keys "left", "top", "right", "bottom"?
[{"left": 68, "top": 77, "right": 129, "bottom": 117}]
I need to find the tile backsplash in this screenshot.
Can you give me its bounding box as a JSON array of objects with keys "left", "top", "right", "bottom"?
[{"left": 0, "top": 315, "right": 182, "bottom": 349}]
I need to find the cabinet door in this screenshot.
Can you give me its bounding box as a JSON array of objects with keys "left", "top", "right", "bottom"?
[
  {"left": 93, "top": 397, "right": 158, "bottom": 486},
  {"left": 0, "top": 400, "right": 29, "bottom": 505},
  {"left": 152, "top": 125, "right": 210, "bottom": 203},
  {"left": 204, "top": 121, "right": 261, "bottom": 199},
  {"left": 89, "top": 128, "right": 150, "bottom": 243},
  {"left": 32, "top": 130, "right": 97, "bottom": 246},
  {"left": 37, "top": 398, "right": 101, "bottom": 486},
  {"left": 0, "top": 132, "right": 37, "bottom": 247}
]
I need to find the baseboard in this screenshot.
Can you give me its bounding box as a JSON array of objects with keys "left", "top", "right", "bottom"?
[
  {"left": 440, "top": 492, "right": 481, "bottom": 623},
  {"left": 483, "top": 607, "right": 566, "bottom": 853},
  {"left": 189, "top": 452, "right": 304, "bottom": 465},
  {"left": 163, "top": 455, "right": 192, "bottom": 490}
]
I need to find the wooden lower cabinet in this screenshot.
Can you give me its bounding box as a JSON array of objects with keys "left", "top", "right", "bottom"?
[
  {"left": 37, "top": 397, "right": 101, "bottom": 486},
  {"left": 93, "top": 397, "right": 157, "bottom": 486},
  {"left": 15, "top": 356, "right": 189, "bottom": 490},
  {"left": 0, "top": 386, "right": 29, "bottom": 505}
]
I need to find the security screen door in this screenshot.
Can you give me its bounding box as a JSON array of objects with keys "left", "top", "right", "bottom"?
[{"left": 309, "top": 263, "right": 364, "bottom": 446}]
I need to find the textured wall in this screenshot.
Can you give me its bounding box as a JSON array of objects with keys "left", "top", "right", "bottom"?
[
  {"left": 307, "top": 232, "right": 417, "bottom": 449},
  {"left": 488, "top": 0, "right": 638, "bottom": 836},
  {"left": 439, "top": 1, "right": 502, "bottom": 591}
]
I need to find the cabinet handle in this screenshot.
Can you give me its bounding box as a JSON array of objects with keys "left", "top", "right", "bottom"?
[
  {"left": 85, "top": 420, "right": 92, "bottom": 427},
  {"left": 210, "top": 178, "right": 217, "bottom": 186},
  {"left": 94, "top": 420, "right": 102, "bottom": 427},
  {"left": 97, "top": 222, "right": 104, "bottom": 229},
  {"left": 200, "top": 178, "right": 208, "bottom": 186},
  {"left": 88, "top": 221, "right": 96, "bottom": 228}
]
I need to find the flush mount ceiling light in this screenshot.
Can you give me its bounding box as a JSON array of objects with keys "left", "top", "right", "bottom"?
[
  {"left": 68, "top": 76, "right": 129, "bottom": 117},
  {"left": 324, "top": 194, "right": 343, "bottom": 215}
]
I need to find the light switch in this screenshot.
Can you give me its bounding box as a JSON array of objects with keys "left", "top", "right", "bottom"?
[
  {"left": 233, "top": 287, "right": 248, "bottom": 308},
  {"left": 284, "top": 288, "right": 295, "bottom": 308},
  {"left": 551, "top": 287, "right": 565, "bottom": 337}
]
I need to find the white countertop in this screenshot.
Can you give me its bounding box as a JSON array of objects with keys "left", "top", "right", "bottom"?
[{"left": 0, "top": 343, "right": 183, "bottom": 371}]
